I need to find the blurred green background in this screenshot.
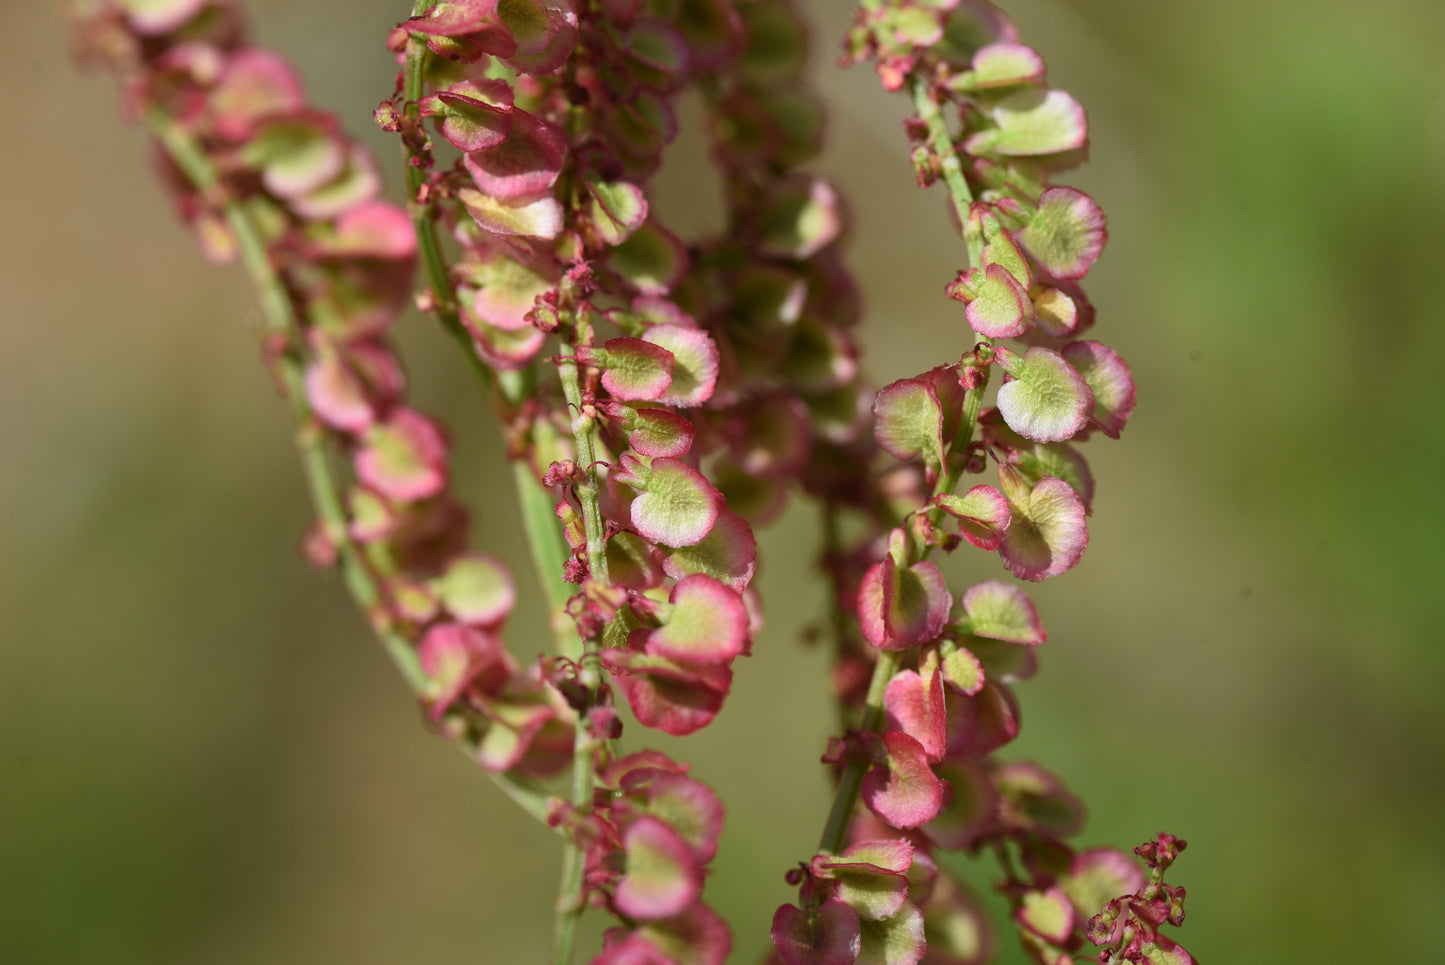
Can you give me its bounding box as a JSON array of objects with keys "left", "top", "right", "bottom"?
[{"left": 5, "top": 0, "right": 1443, "bottom": 961}]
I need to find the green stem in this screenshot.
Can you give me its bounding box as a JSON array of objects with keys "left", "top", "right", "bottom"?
[
  {"left": 818, "top": 649, "right": 902, "bottom": 854},
  {"left": 935, "top": 358, "right": 992, "bottom": 501},
  {"left": 489, "top": 770, "right": 555, "bottom": 825},
  {"left": 1103, "top": 926, "right": 1137, "bottom": 965},
  {"left": 148, "top": 110, "right": 427, "bottom": 693},
  {"left": 398, "top": 20, "right": 577, "bottom": 652},
  {"left": 144, "top": 108, "right": 556, "bottom": 827},
  {"left": 557, "top": 339, "right": 611, "bottom": 587},
  {"left": 1141, "top": 858, "right": 1170, "bottom": 900},
  {"left": 551, "top": 704, "right": 594, "bottom": 965},
  {"left": 820, "top": 500, "right": 854, "bottom": 734},
  {"left": 813, "top": 359, "right": 991, "bottom": 854},
  {"left": 550, "top": 333, "right": 609, "bottom": 965},
  {"left": 910, "top": 72, "right": 983, "bottom": 268},
  {"left": 517, "top": 460, "right": 578, "bottom": 640},
  {"left": 400, "top": 32, "right": 592, "bottom": 958},
  {"left": 400, "top": 6, "right": 495, "bottom": 393}
]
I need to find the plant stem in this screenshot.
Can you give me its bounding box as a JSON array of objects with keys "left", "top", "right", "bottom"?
[
  {"left": 517, "top": 459, "right": 578, "bottom": 636},
  {"left": 147, "top": 110, "right": 427, "bottom": 692},
  {"left": 398, "top": 20, "right": 576, "bottom": 651},
  {"left": 820, "top": 500, "right": 855, "bottom": 734},
  {"left": 818, "top": 649, "right": 902, "bottom": 854},
  {"left": 910, "top": 72, "right": 983, "bottom": 269},
  {"left": 144, "top": 107, "right": 557, "bottom": 829},
  {"left": 400, "top": 30, "right": 495, "bottom": 393},
  {"left": 813, "top": 359, "right": 990, "bottom": 854},
  {"left": 399, "top": 23, "right": 606, "bottom": 958},
  {"left": 550, "top": 331, "right": 610, "bottom": 965},
  {"left": 557, "top": 340, "right": 611, "bottom": 587},
  {"left": 936, "top": 357, "right": 991, "bottom": 500},
  {"left": 1103, "top": 926, "right": 1137, "bottom": 965},
  {"left": 551, "top": 712, "right": 594, "bottom": 965}
]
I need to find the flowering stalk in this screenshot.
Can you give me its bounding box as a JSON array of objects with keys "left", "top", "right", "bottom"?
[
  {"left": 376, "top": 5, "right": 767, "bottom": 962},
  {"left": 73, "top": 0, "right": 577, "bottom": 825},
  {"left": 395, "top": 5, "right": 579, "bottom": 640},
  {"left": 766, "top": 4, "right": 1197, "bottom": 965},
  {"left": 74, "top": 1, "right": 1196, "bottom": 962},
  {"left": 910, "top": 73, "right": 979, "bottom": 260},
  {"left": 144, "top": 106, "right": 429, "bottom": 696},
  {"left": 552, "top": 323, "right": 609, "bottom": 965}
]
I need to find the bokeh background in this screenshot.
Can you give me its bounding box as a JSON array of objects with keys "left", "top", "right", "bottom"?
[{"left": 5, "top": 0, "right": 1444, "bottom": 961}]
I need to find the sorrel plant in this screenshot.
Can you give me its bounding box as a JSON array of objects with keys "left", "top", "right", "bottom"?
[{"left": 73, "top": 1, "right": 1196, "bottom": 962}]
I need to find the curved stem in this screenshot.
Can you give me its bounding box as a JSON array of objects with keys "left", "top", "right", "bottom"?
[
  {"left": 148, "top": 109, "right": 427, "bottom": 694},
  {"left": 517, "top": 460, "right": 578, "bottom": 621},
  {"left": 398, "top": 20, "right": 575, "bottom": 647},
  {"left": 397, "top": 28, "right": 600, "bottom": 962},
  {"left": 910, "top": 72, "right": 983, "bottom": 269},
  {"left": 400, "top": 13, "right": 494, "bottom": 391},
  {"left": 145, "top": 107, "right": 556, "bottom": 828},
  {"left": 399, "top": 20, "right": 606, "bottom": 958}
]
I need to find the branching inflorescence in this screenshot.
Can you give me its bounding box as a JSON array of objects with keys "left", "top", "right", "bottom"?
[{"left": 74, "top": 0, "right": 1195, "bottom": 963}]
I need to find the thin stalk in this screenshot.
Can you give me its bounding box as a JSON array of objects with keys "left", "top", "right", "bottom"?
[
  {"left": 910, "top": 72, "right": 984, "bottom": 268},
  {"left": 398, "top": 20, "right": 576, "bottom": 650},
  {"left": 820, "top": 500, "right": 854, "bottom": 734},
  {"left": 935, "top": 358, "right": 992, "bottom": 500},
  {"left": 813, "top": 363, "right": 990, "bottom": 854},
  {"left": 516, "top": 460, "right": 578, "bottom": 632},
  {"left": 148, "top": 110, "right": 427, "bottom": 694},
  {"left": 557, "top": 340, "right": 611, "bottom": 587},
  {"left": 551, "top": 705, "right": 595, "bottom": 965},
  {"left": 400, "top": 4, "right": 487, "bottom": 375},
  {"left": 145, "top": 108, "right": 555, "bottom": 827},
  {"left": 818, "top": 649, "right": 902, "bottom": 854},
  {"left": 551, "top": 335, "right": 609, "bottom": 964},
  {"left": 1103, "top": 928, "right": 1137, "bottom": 965},
  {"left": 369, "top": 31, "right": 610, "bottom": 961}
]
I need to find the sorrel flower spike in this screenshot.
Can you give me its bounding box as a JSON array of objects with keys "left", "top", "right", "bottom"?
[
  {"left": 768, "top": 4, "right": 1196, "bottom": 965},
  {"left": 382, "top": 3, "right": 768, "bottom": 961},
  {"left": 68, "top": 0, "right": 595, "bottom": 812},
  {"left": 384, "top": 0, "right": 761, "bottom": 738}
]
